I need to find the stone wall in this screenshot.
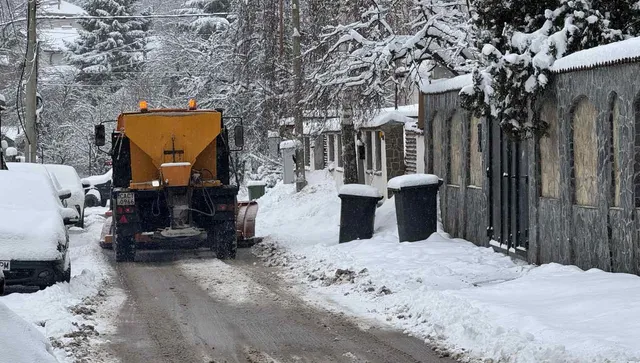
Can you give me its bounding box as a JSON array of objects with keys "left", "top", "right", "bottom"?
[
  {"left": 423, "top": 61, "right": 640, "bottom": 274},
  {"left": 423, "top": 91, "right": 489, "bottom": 246},
  {"left": 380, "top": 123, "right": 405, "bottom": 181}
]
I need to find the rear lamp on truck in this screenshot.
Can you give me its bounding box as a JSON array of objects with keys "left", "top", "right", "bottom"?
[
  {"left": 216, "top": 203, "right": 236, "bottom": 212},
  {"left": 116, "top": 206, "right": 135, "bottom": 214}
]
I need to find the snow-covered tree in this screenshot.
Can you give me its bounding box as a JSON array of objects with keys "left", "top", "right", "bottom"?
[
  {"left": 462, "top": 0, "right": 640, "bottom": 140},
  {"left": 67, "top": 0, "right": 152, "bottom": 85},
  {"left": 307, "top": 0, "right": 475, "bottom": 111}
]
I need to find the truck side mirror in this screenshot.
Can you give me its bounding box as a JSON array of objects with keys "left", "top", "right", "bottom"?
[
  {"left": 95, "top": 124, "right": 106, "bottom": 147},
  {"left": 234, "top": 125, "right": 244, "bottom": 148}
]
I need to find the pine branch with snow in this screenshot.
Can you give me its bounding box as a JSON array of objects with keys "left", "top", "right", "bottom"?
[{"left": 462, "top": 0, "right": 638, "bottom": 140}]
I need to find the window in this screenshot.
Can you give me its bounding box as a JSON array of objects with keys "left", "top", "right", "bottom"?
[
  {"left": 540, "top": 101, "right": 560, "bottom": 198},
  {"left": 375, "top": 131, "right": 382, "bottom": 171},
  {"left": 469, "top": 116, "right": 482, "bottom": 187},
  {"left": 366, "top": 131, "right": 373, "bottom": 170},
  {"left": 449, "top": 111, "right": 463, "bottom": 186},
  {"left": 571, "top": 97, "right": 598, "bottom": 206},
  {"left": 608, "top": 94, "right": 620, "bottom": 207},
  {"left": 337, "top": 135, "right": 343, "bottom": 167},
  {"left": 432, "top": 114, "right": 444, "bottom": 177},
  {"left": 328, "top": 134, "right": 335, "bottom": 162}
]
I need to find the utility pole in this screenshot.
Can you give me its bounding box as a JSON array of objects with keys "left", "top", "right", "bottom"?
[
  {"left": 25, "top": 0, "right": 38, "bottom": 163},
  {"left": 291, "top": 0, "right": 306, "bottom": 192}
]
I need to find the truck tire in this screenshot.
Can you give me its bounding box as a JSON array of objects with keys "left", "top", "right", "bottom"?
[
  {"left": 114, "top": 232, "right": 136, "bottom": 262},
  {"left": 211, "top": 220, "right": 237, "bottom": 260}
]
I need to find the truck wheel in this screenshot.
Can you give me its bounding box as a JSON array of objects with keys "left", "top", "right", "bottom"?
[
  {"left": 211, "top": 221, "right": 237, "bottom": 260},
  {"left": 114, "top": 232, "right": 136, "bottom": 262}
]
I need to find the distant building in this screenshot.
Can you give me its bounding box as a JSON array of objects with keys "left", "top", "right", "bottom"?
[{"left": 38, "top": 1, "right": 86, "bottom": 68}]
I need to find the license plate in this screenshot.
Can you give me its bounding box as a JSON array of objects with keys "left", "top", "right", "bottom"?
[
  {"left": 117, "top": 192, "right": 135, "bottom": 206},
  {"left": 0, "top": 261, "right": 10, "bottom": 271}
]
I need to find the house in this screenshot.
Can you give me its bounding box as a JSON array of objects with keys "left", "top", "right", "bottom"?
[
  {"left": 421, "top": 36, "right": 640, "bottom": 275},
  {"left": 38, "top": 1, "right": 86, "bottom": 68}
]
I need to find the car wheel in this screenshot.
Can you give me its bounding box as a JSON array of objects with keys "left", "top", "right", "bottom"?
[{"left": 85, "top": 194, "right": 99, "bottom": 208}]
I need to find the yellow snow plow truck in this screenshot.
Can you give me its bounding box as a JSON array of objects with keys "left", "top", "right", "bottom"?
[{"left": 95, "top": 100, "right": 257, "bottom": 262}]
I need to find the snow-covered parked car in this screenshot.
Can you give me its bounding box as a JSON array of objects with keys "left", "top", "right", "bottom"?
[
  {"left": 6, "top": 162, "right": 71, "bottom": 204},
  {"left": 44, "top": 164, "right": 86, "bottom": 228},
  {"left": 0, "top": 171, "right": 76, "bottom": 289},
  {"left": 81, "top": 168, "right": 112, "bottom": 208}
]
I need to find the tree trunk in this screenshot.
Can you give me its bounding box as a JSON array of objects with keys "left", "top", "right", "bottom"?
[
  {"left": 291, "top": 0, "right": 307, "bottom": 192},
  {"left": 341, "top": 102, "right": 358, "bottom": 184}
]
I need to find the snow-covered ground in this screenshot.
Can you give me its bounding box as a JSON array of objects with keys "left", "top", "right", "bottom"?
[
  {"left": 0, "top": 207, "right": 121, "bottom": 363},
  {"left": 254, "top": 170, "right": 640, "bottom": 363}
]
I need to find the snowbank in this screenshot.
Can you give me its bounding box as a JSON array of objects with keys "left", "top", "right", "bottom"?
[
  {"left": 387, "top": 174, "right": 441, "bottom": 189},
  {"left": 339, "top": 184, "right": 382, "bottom": 198},
  {"left": 256, "top": 171, "right": 640, "bottom": 363},
  {"left": 0, "top": 301, "right": 58, "bottom": 363}
]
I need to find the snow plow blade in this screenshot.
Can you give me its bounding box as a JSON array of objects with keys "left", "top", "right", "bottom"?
[{"left": 236, "top": 201, "right": 261, "bottom": 248}]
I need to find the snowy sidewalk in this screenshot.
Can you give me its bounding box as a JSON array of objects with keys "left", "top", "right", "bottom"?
[{"left": 255, "top": 171, "right": 640, "bottom": 363}]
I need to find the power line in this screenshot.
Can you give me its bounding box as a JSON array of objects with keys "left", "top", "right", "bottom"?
[{"left": 1, "top": 12, "right": 230, "bottom": 27}]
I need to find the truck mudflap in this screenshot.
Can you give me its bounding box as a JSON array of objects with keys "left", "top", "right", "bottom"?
[
  {"left": 236, "top": 201, "right": 262, "bottom": 248},
  {"left": 100, "top": 215, "right": 114, "bottom": 249}
]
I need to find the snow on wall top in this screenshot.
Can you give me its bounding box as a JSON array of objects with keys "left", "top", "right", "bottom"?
[
  {"left": 419, "top": 73, "right": 473, "bottom": 95},
  {"left": 550, "top": 36, "right": 640, "bottom": 73},
  {"left": 339, "top": 184, "right": 382, "bottom": 198},
  {"left": 280, "top": 140, "right": 300, "bottom": 149},
  {"left": 41, "top": 0, "right": 87, "bottom": 15},
  {"left": 359, "top": 104, "right": 419, "bottom": 129},
  {"left": 388, "top": 174, "right": 442, "bottom": 189}
]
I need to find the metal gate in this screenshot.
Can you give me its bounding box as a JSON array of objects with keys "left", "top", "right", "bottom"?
[{"left": 488, "top": 120, "right": 529, "bottom": 256}]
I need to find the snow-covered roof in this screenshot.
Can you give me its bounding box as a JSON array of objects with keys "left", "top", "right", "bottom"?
[
  {"left": 550, "top": 36, "right": 640, "bottom": 73},
  {"left": 359, "top": 104, "right": 419, "bottom": 129},
  {"left": 419, "top": 73, "right": 473, "bottom": 95},
  {"left": 40, "top": 26, "right": 79, "bottom": 52},
  {"left": 40, "top": 0, "right": 86, "bottom": 16},
  {"left": 280, "top": 140, "right": 300, "bottom": 149}
]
